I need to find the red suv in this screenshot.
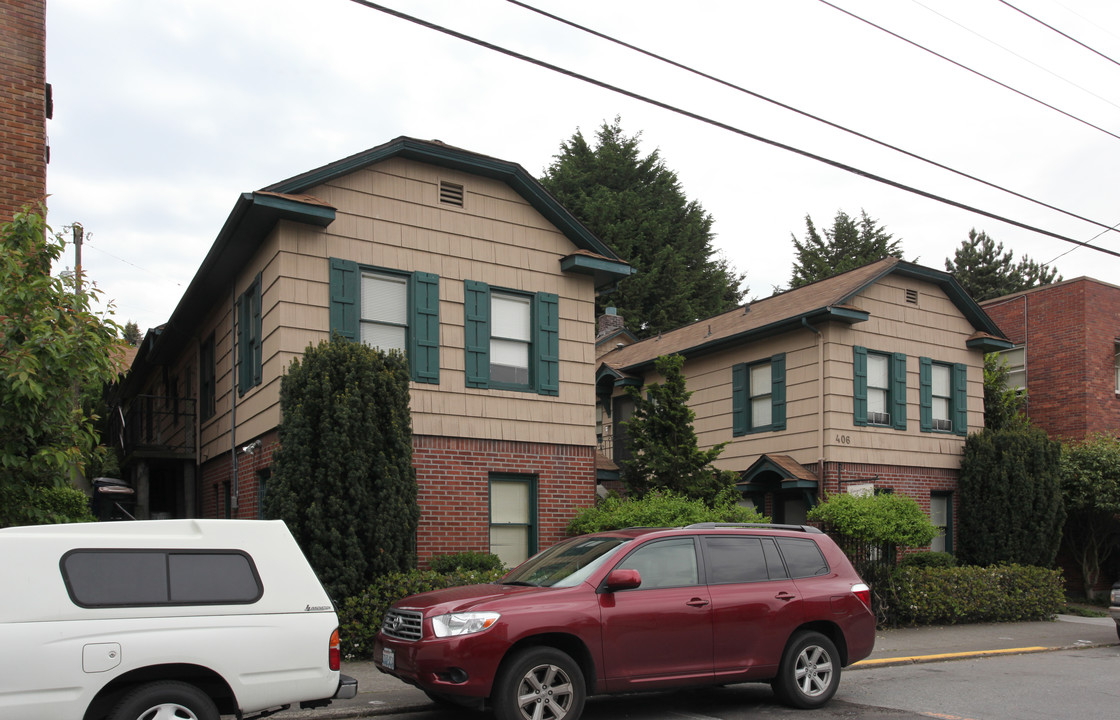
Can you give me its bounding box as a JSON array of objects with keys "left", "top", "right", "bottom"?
[{"left": 374, "top": 523, "right": 874, "bottom": 720}]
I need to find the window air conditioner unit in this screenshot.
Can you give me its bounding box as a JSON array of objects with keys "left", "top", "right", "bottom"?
[
  {"left": 932, "top": 418, "right": 953, "bottom": 431},
  {"left": 868, "top": 411, "right": 891, "bottom": 426}
]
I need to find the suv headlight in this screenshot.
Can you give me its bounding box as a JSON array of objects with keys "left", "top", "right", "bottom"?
[{"left": 431, "top": 611, "right": 501, "bottom": 638}]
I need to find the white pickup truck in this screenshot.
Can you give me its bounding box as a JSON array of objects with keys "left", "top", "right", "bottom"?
[{"left": 0, "top": 519, "right": 357, "bottom": 720}]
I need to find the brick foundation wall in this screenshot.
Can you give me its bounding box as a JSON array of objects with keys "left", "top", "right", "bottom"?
[
  {"left": 0, "top": 0, "right": 47, "bottom": 220},
  {"left": 197, "top": 433, "right": 597, "bottom": 566},
  {"left": 412, "top": 435, "right": 596, "bottom": 566}
]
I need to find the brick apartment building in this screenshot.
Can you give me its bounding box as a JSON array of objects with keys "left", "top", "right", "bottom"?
[
  {"left": 981, "top": 277, "right": 1120, "bottom": 440},
  {"left": 0, "top": 0, "right": 49, "bottom": 220}
]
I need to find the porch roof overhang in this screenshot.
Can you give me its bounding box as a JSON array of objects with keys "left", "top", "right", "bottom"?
[{"left": 737, "top": 454, "right": 819, "bottom": 493}]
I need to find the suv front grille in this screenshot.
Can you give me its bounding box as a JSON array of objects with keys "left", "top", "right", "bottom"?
[{"left": 381, "top": 608, "right": 424, "bottom": 641}]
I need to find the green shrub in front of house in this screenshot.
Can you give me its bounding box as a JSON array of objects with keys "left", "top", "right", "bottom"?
[
  {"left": 427, "top": 551, "right": 505, "bottom": 574},
  {"left": 338, "top": 568, "right": 506, "bottom": 660},
  {"left": 889, "top": 564, "right": 1064, "bottom": 626},
  {"left": 898, "top": 551, "right": 956, "bottom": 569},
  {"left": 566, "top": 488, "right": 768, "bottom": 535}
]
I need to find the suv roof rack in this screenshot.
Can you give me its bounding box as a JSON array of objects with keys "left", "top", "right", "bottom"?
[{"left": 684, "top": 522, "right": 823, "bottom": 534}]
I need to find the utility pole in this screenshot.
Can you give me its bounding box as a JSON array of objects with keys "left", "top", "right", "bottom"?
[{"left": 72, "top": 222, "right": 83, "bottom": 294}]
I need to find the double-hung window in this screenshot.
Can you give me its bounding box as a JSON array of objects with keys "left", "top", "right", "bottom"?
[
  {"left": 919, "top": 357, "right": 967, "bottom": 435},
  {"left": 853, "top": 347, "right": 907, "bottom": 430},
  {"left": 997, "top": 346, "right": 1026, "bottom": 393},
  {"left": 731, "top": 354, "right": 786, "bottom": 435},
  {"left": 490, "top": 475, "right": 537, "bottom": 568},
  {"left": 236, "top": 273, "right": 262, "bottom": 396},
  {"left": 464, "top": 280, "right": 559, "bottom": 395},
  {"left": 328, "top": 258, "right": 440, "bottom": 384}
]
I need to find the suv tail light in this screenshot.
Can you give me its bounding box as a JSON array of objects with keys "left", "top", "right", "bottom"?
[
  {"left": 852, "top": 583, "right": 871, "bottom": 609},
  {"left": 329, "top": 628, "right": 341, "bottom": 671}
]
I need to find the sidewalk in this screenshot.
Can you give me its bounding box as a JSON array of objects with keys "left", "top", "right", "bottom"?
[{"left": 285, "top": 614, "right": 1118, "bottom": 719}]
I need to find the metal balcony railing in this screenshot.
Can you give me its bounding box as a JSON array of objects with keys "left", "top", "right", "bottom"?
[{"left": 110, "top": 395, "right": 196, "bottom": 455}]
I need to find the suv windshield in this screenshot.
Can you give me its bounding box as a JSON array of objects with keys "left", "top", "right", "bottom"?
[{"left": 501, "top": 536, "right": 630, "bottom": 588}]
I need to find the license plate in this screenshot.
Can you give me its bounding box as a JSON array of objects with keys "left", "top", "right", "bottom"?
[{"left": 382, "top": 647, "right": 395, "bottom": 670}]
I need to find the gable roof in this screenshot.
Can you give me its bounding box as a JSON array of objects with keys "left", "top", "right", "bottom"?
[
  {"left": 600, "top": 258, "right": 1010, "bottom": 375},
  {"left": 264, "top": 136, "right": 632, "bottom": 288}
]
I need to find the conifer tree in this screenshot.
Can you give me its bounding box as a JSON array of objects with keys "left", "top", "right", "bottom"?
[
  {"left": 621, "top": 354, "right": 735, "bottom": 505},
  {"left": 540, "top": 118, "right": 745, "bottom": 338},
  {"left": 945, "top": 229, "right": 1060, "bottom": 302},
  {"left": 265, "top": 337, "right": 419, "bottom": 599},
  {"left": 789, "top": 209, "right": 902, "bottom": 288}
]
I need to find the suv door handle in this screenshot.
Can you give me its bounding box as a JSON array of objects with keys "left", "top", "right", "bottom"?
[
  {"left": 775, "top": 591, "right": 797, "bottom": 602},
  {"left": 686, "top": 597, "right": 710, "bottom": 608}
]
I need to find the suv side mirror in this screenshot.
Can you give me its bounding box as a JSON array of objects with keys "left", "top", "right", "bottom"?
[{"left": 604, "top": 568, "right": 641, "bottom": 592}]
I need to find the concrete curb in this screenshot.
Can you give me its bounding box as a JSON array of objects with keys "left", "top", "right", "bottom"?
[{"left": 849, "top": 641, "right": 1113, "bottom": 670}]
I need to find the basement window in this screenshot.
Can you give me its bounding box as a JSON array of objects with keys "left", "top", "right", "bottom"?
[{"left": 439, "top": 181, "right": 464, "bottom": 207}]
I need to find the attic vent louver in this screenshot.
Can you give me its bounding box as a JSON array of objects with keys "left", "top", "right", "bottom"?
[
  {"left": 439, "top": 181, "right": 464, "bottom": 207},
  {"left": 905, "top": 288, "right": 919, "bottom": 304}
]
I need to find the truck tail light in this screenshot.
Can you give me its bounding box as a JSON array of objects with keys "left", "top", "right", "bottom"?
[
  {"left": 852, "top": 583, "right": 872, "bottom": 609},
  {"left": 329, "top": 628, "right": 341, "bottom": 671}
]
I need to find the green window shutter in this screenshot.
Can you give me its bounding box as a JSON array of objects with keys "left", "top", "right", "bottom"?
[
  {"left": 534, "top": 292, "right": 559, "bottom": 396},
  {"left": 771, "top": 353, "right": 786, "bottom": 431},
  {"left": 919, "top": 356, "right": 933, "bottom": 432},
  {"left": 236, "top": 293, "right": 247, "bottom": 395},
  {"left": 328, "top": 258, "right": 359, "bottom": 342},
  {"left": 891, "top": 352, "right": 907, "bottom": 430},
  {"left": 853, "top": 346, "right": 868, "bottom": 426},
  {"left": 251, "top": 273, "right": 262, "bottom": 387},
  {"left": 410, "top": 271, "right": 440, "bottom": 384},
  {"left": 732, "top": 363, "right": 747, "bottom": 436},
  {"left": 464, "top": 280, "right": 490, "bottom": 388},
  {"left": 952, "top": 363, "right": 968, "bottom": 436}
]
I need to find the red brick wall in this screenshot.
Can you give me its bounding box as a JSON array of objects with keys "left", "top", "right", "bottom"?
[
  {"left": 198, "top": 433, "right": 597, "bottom": 565},
  {"left": 0, "top": 0, "right": 47, "bottom": 220},
  {"left": 984, "top": 280, "right": 1120, "bottom": 440},
  {"left": 412, "top": 436, "right": 596, "bottom": 566}
]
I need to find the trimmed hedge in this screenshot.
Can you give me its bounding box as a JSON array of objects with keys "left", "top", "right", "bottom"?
[
  {"left": 890, "top": 564, "right": 1063, "bottom": 626},
  {"left": 338, "top": 568, "right": 505, "bottom": 660},
  {"left": 898, "top": 551, "right": 956, "bottom": 569}
]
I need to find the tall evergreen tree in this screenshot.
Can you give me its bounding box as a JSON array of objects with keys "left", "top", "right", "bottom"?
[
  {"left": 789, "top": 210, "right": 902, "bottom": 288},
  {"left": 945, "top": 229, "right": 1060, "bottom": 302},
  {"left": 540, "top": 118, "right": 745, "bottom": 338},
  {"left": 122, "top": 320, "right": 142, "bottom": 346},
  {"left": 264, "top": 338, "right": 420, "bottom": 600},
  {"left": 621, "top": 354, "right": 735, "bottom": 505}
]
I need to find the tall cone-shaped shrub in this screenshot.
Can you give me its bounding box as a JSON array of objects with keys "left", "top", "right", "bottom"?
[{"left": 265, "top": 336, "right": 419, "bottom": 600}]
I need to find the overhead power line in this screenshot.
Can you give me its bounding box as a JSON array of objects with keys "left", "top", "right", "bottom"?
[
  {"left": 344, "top": 0, "right": 1120, "bottom": 260},
  {"left": 997, "top": 0, "right": 1120, "bottom": 69},
  {"left": 507, "top": 0, "right": 1120, "bottom": 237},
  {"left": 816, "top": 0, "right": 1120, "bottom": 143}
]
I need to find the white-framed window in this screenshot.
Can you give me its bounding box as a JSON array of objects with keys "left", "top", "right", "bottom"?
[
  {"left": 930, "top": 492, "right": 952, "bottom": 553},
  {"left": 490, "top": 292, "right": 532, "bottom": 387},
  {"left": 360, "top": 271, "right": 408, "bottom": 353},
  {"left": 1114, "top": 342, "right": 1119, "bottom": 394},
  {"left": 1000, "top": 346, "right": 1026, "bottom": 392},
  {"left": 867, "top": 353, "right": 891, "bottom": 426},
  {"left": 750, "top": 362, "right": 773, "bottom": 428},
  {"left": 490, "top": 476, "right": 536, "bottom": 568},
  {"left": 931, "top": 363, "right": 952, "bottom": 431}
]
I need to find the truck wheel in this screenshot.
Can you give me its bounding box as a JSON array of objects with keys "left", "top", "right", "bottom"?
[
  {"left": 492, "top": 647, "right": 585, "bottom": 720},
  {"left": 770, "top": 631, "right": 841, "bottom": 709},
  {"left": 109, "top": 680, "right": 220, "bottom": 720}
]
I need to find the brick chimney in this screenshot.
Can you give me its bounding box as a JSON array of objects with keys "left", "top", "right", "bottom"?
[
  {"left": 0, "top": 0, "right": 48, "bottom": 221},
  {"left": 597, "top": 307, "right": 625, "bottom": 339}
]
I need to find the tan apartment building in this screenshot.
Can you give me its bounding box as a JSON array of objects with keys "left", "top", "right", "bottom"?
[
  {"left": 596, "top": 258, "right": 1010, "bottom": 552},
  {"left": 111, "top": 137, "right": 631, "bottom": 567}
]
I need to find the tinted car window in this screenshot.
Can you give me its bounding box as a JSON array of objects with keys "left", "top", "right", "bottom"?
[
  {"left": 617, "top": 537, "right": 699, "bottom": 589},
  {"left": 761, "top": 537, "right": 789, "bottom": 579},
  {"left": 62, "top": 550, "right": 262, "bottom": 607},
  {"left": 704, "top": 537, "right": 769, "bottom": 584},
  {"left": 775, "top": 538, "right": 829, "bottom": 578}
]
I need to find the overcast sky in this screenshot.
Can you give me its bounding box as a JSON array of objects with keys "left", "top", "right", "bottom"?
[{"left": 45, "top": 0, "right": 1120, "bottom": 333}]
